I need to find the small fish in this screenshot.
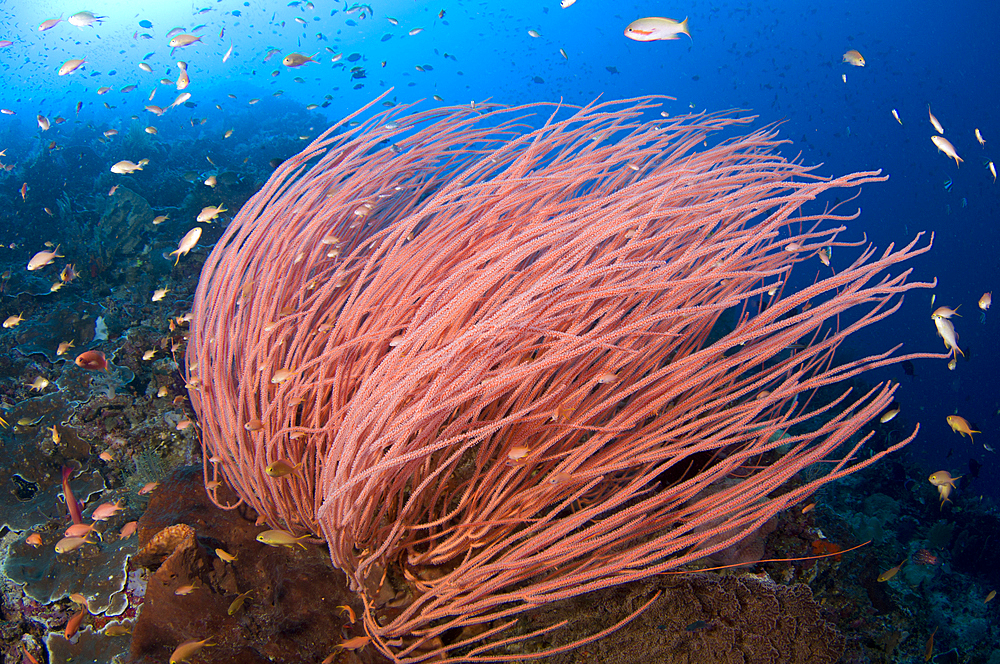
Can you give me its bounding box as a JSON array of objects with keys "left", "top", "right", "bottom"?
[
  {"left": 931, "top": 135, "right": 962, "bottom": 167},
  {"left": 170, "top": 638, "right": 215, "bottom": 664},
  {"left": 119, "top": 521, "right": 138, "bottom": 538},
  {"left": 152, "top": 287, "right": 170, "bottom": 301},
  {"left": 928, "top": 470, "right": 961, "bottom": 488},
  {"left": 65, "top": 608, "right": 86, "bottom": 638},
  {"left": 265, "top": 459, "right": 302, "bottom": 477},
  {"left": 931, "top": 305, "right": 960, "bottom": 319},
  {"left": 92, "top": 499, "right": 124, "bottom": 521},
  {"left": 37, "top": 115, "right": 50, "bottom": 131},
  {"left": 891, "top": 109, "right": 902, "bottom": 125},
  {"left": 28, "top": 376, "right": 50, "bottom": 391},
  {"left": 925, "top": 627, "right": 937, "bottom": 661},
  {"left": 879, "top": 405, "right": 900, "bottom": 423},
  {"left": 39, "top": 16, "right": 63, "bottom": 31},
  {"left": 933, "top": 317, "right": 963, "bottom": 357},
  {"left": 75, "top": 350, "right": 108, "bottom": 371},
  {"left": 979, "top": 292, "right": 992, "bottom": 311},
  {"left": 111, "top": 160, "right": 143, "bottom": 174},
  {"left": 842, "top": 49, "right": 865, "bottom": 67},
  {"left": 946, "top": 415, "right": 979, "bottom": 442},
  {"left": 228, "top": 589, "right": 253, "bottom": 615},
  {"left": 408, "top": 27, "right": 423, "bottom": 36},
  {"left": 27, "top": 245, "right": 63, "bottom": 270},
  {"left": 561, "top": 0, "right": 576, "bottom": 7},
  {"left": 169, "top": 227, "right": 202, "bottom": 265},
  {"left": 138, "top": 481, "right": 159, "bottom": 495},
  {"left": 169, "top": 34, "right": 201, "bottom": 48},
  {"left": 990, "top": 161, "right": 998, "bottom": 182},
  {"left": 68, "top": 11, "right": 104, "bottom": 28},
  {"left": 283, "top": 52, "right": 317, "bottom": 67},
  {"left": 59, "top": 264, "right": 77, "bottom": 283},
  {"left": 63, "top": 523, "right": 96, "bottom": 538},
  {"left": 177, "top": 62, "right": 190, "bottom": 89},
  {"left": 256, "top": 529, "right": 310, "bottom": 549},
  {"left": 105, "top": 622, "right": 132, "bottom": 636},
  {"left": 175, "top": 583, "right": 199, "bottom": 595},
  {"left": 197, "top": 204, "right": 226, "bottom": 222},
  {"left": 55, "top": 535, "right": 93, "bottom": 554},
  {"left": 3, "top": 312, "right": 24, "bottom": 328},
  {"left": 26, "top": 533, "right": 42, "bottom": 548},
  {"left": 986, "top": 590, "right": 996, "bottom": 603},
  {"left": 58, "top": 58, "right": 86, "bottom": 75},
  {"left": 943, "top": 176, "right": 953, "bottom": 191},
  {"left": 624, "top": 17, "right": 691, "bottom": 42},
  {"left": 877, "top": 559, "right": 906, "bottom": 582},
  {"left": 223, "top": 43, "right": 234, "bottom": 62},
  {"left": 928, "top": 105, "right": 945, "bottom": 134},
  {"left": 976, "top": 128, "right": 985, "bottom": 146},
  {"left": 818, "top": 246, "right": 832, "bottom": 267},
  {"left": 216, "top": 547, "right": 237, "bottom": 562},
  {"left": 143, "top": 349, "right": 157, "bottom": 360}
]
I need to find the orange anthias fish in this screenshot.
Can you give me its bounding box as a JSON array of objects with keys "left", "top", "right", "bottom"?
[
  {"left": 928, "top": 104, "right": 945, "bottom": 134},
  {"left": 928, "top": 470, "right": 962, "bottom": 488},
  {"left": 979, "top": 292, "right": 992, "bottom": 312},
  {"left": 929, "top": 470, "right": 962, "bottom": 508},
  {"left": 933, "top": 316, "right": 963, "bottom": 357},
  {"left": 842, "top": 49, "right": 865, "bottom": 67},
  {"left": 931, "top": 305, "right": 960, "bottom": 319},
  {"left": 624, "top": 17, "right": 691, "bottom": 42},
  {"left": 877, "top": 559, "right": 906, "bottom": 582},
  {"left": 931, "top": 135, "right": 963, "bottom": 167},
  {"left": 946, "top": 415, "right": 980, "bottom": 442}
]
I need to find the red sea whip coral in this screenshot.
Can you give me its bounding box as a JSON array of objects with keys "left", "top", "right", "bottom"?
[{"left": 186, "top": 95, "right": 946, "bottom": 661}]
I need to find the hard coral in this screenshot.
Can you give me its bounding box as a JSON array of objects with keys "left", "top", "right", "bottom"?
[
  {"left": 540, "top": 573, "right": 845, "bottom": 664},
  {"left": 127, "top": 465, "right": 375, "bottom": 664}
]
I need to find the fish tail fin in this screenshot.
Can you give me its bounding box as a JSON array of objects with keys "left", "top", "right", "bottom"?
[{"left": 680, "top": 17, "right": 692, "bottom": 40}]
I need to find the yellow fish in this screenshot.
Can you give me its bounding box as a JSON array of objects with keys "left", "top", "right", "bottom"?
[
  {"left": 842, "top": 49, "right": 865, "bottom": 67},
  {"left": 256, "top": 529, "right": 310, "bottom": 550},
  {"left": 946, "top": 415, "right": 979, "bottom": 442},
  {"left": 877, "top": 559, "right": 906, "bottom": 582}
]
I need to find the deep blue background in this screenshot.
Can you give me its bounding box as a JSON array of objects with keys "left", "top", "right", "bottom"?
[{"left": 1, "top": 0, "right": 997, "bottom": 496}]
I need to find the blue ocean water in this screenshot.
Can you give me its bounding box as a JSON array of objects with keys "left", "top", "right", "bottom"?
[
  {"left": 1, "top": 0, "right": 999, "bottom": 660},
  {"left": 3, "top": 0, "right": 995, "bottom": 497}
]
